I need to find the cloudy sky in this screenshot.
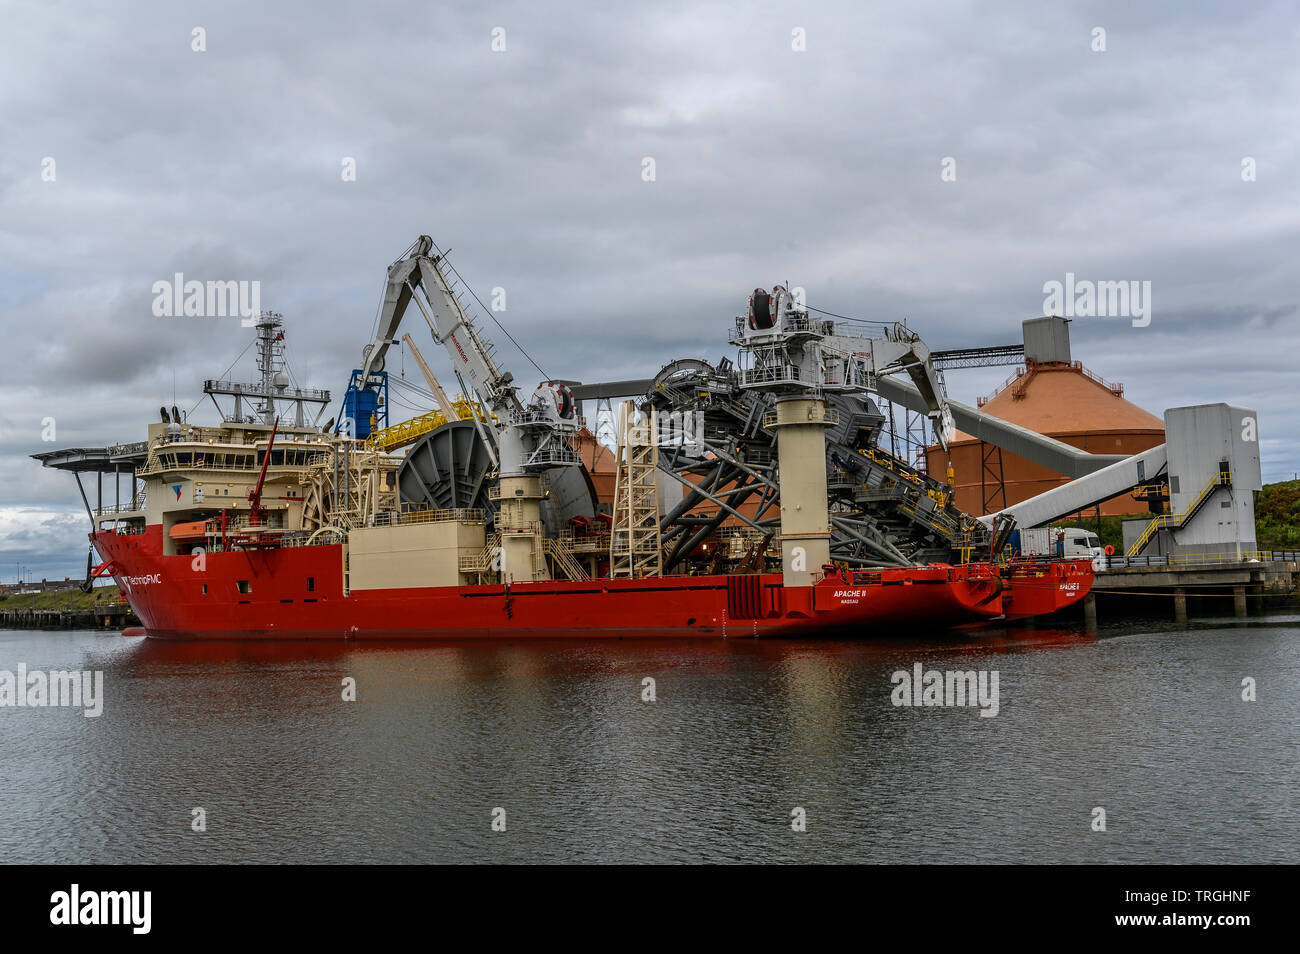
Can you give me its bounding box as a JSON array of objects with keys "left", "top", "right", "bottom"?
[{"left": 2, "top": 0, "right": 1298, "bottom": 580}]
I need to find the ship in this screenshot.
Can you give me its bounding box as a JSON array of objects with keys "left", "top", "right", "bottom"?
[{"left": 36, "top": 235, "right": 1092, "bottom": 639}]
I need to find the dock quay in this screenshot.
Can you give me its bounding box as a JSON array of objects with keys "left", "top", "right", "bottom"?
[
  {"left": 1077, "top": 551, "right": 1300, "bottom": 625},
  {"left": 0, "top": 603, "right": 139, "bottom": 631}
]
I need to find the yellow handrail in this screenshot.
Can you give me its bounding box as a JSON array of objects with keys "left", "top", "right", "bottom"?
[
  {"left": 364, "top": 397, "right": 490, "bottom": 452},
  {"left": 1126, "top": 471, "right": 1232, "bottom": 557}
]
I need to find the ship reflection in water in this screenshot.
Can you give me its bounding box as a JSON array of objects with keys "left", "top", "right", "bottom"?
[{"left": 0, "top": 618, "right": 1295, "bottom": 864}]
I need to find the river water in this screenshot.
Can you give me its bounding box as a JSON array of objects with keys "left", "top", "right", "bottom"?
[{"left": 1, "top": 611, "right": 1296, "bottom": 864}]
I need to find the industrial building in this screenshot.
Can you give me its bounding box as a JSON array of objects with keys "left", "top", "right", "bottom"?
[
  {"left": 1125, "top": 403, "right": 1263, "bottom": 559},
  {"left": 924, "top": 317, "right": 1165, "bottom": 517}
]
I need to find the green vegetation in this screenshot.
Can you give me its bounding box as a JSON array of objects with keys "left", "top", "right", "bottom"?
[
  {"left": 0, "top": 585, "right": 123, "bottom": 612},
  {"left": 1255, "top": 479, "right": 1300, "bottom": 550}
]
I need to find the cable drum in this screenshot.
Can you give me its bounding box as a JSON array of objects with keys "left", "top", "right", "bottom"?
[
  {"left": 397, "top": 419, "right": 598, "bottom": 535},
  {"left": 397, "top": 421, "right": 497, "bottom": 523},
  {"left": 748, "top": 288, "right": 774, "bottom": 330}
]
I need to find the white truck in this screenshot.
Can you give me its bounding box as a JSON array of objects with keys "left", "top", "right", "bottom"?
[{"left": 1013, "top": 527, "right": 1107, "bottom": 570}]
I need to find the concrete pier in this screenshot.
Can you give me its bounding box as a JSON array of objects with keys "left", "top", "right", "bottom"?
[
  {"left": 1082, "top": 558, "right": 1298, "bottom": 624},
  {"left": 1083, "top": 592, "right": 1098, "bottom": 631},
  {"left": 1173, "top": 587, "right": 1188, "bottom": 625},
  {"left": 0, "top": 603, "right": 138, "bottom": 630}
]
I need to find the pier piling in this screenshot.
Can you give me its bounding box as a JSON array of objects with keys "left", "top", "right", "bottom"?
[{"left": 1173, "top": 587, "right": 1188, "bottom": 626}]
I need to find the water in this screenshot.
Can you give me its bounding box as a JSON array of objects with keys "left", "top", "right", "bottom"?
[{"left": 1, "top": 613, "right": 1296, "bottom": 864}]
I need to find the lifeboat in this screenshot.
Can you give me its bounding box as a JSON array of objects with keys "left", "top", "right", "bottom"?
[{"left": 169, "top": 521, "right": 208, "bottom": 543}]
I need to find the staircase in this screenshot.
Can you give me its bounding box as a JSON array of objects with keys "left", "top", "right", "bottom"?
[
  {"left": 546, "top": 537, "right": 591, "bottom": 581},
  {"left": 1126, "top": 471, "right": 1232, "bottom": 557},
  {"left": 458, "top": 532, "right": 502, "bottom": 575}
]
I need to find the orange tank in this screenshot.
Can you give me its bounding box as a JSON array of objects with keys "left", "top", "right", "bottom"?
[{"left": 926, "top": 360, "right": 1164, "bottom": 517}]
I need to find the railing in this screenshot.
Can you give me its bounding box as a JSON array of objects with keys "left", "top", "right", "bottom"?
[
  {"left": 107, "top": 441, "right": 148, "bottom": 458},
  {"left": 895, "top": 495, "right": 962, "bottom": 540},
  {"left": 268, "top": 531, "right": 317, "bottom": 549},
  {"left": 507, "top": 406, "right": 585, "bottom": 429},
  {"left": 729, "top": 314, "right": 827, "bottom": 345},
  {"left": 364, "top": 397, "right": 492, "bottom": 453},
  {"left": 545, "top": 538, "right": 590, "bottom": 581},
  {"left": 500, "top": 521, "right": 544, "bottom": 538},
  {"left": 524, "top": 443, "right": 581, "bottom": 467},
  {"left": 761, "top": 406, "right": 840, "bottom": 428},
  {"left": 1100, "top": 549, "right": 1300, "bottom": 571},
  {"left": 1003, "top": 559, "right": 1081, "bottom": 579},
  {"left": 1130, "top": 483, "right": 1169, "bottom": 501},
  {"left": 1126, "top": 471, "right": 1232, "bottom": 557},
  {"left": 554, "top": 528, "right": 611, "bottom": 552},
  {"left": 369, "top": 508, "right": 486, "bottom": 528},
  {"left": 738, "top": 364, "right": 817, "bottom": 389},
  {"left": 153, "top": 427, "right": 331, "bottom": 448},
  {"left": 977, "top": 360, "right": 1123, "bottom": 406},
  {"left": 821, "top": 365, "right": 870, "bottom": 390},
  {"left": 205, "top": 379, "right": 330, "bottom": 402},
  {"left": 978, "top": 368, "right": 1024, "bottom": 406},
  {"left": 459, "top": 533, "right": 502, "bottom": 573},
  {"left": 1076, "top": 362, "right": 1124, "bottom": 396},
  {"left": 143, "top": 441, "right": 336, "bottom": 478},
  {"left": 204, "top": 514, "right": 286, "bottom": 534},
  {"left": 152, "top": 426, "right": 239, "bottom": 445},
  {"left": 95, "top": 494, "right": 147, "bottom": 516},
  {"left": 862, "top": 447, "right": 924, "bottom": 484}
]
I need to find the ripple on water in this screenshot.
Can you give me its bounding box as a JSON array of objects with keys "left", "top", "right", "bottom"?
[{"left": 0, "top": 620, "right": 1296, "bottom": 863}]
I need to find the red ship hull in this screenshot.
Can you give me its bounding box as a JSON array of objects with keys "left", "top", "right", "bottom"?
[
  {"left": 999, "top": 560, "right": 1095, "bottom": 620},
  {"left": 93, "top": 527, "right": 1093, "bottom": 639}
]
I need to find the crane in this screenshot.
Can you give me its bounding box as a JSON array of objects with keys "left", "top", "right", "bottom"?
[
  {"left": 346, "top": 235, "right": 582, "bottom": 582},
  {"left": 247, "top": 416, "right": 280, "bottom": 527},
  {"left": 401, "top": 332, "right": 455, "bottom": 417}
]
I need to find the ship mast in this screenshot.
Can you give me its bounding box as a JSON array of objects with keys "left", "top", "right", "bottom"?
[
  {"left": 255, "top": 314, "right": 284, "bottom": 424},
  {"left": 203, "top": 312, "right": 332, "bottom": 428}
]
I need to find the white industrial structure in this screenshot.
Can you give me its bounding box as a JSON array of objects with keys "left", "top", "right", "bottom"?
[
  {"left": 358, "top": 235, "right": 584, "bottom": 582},
  {"left": 732, "top": 284, "right": 956, "bottom": 585}
]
